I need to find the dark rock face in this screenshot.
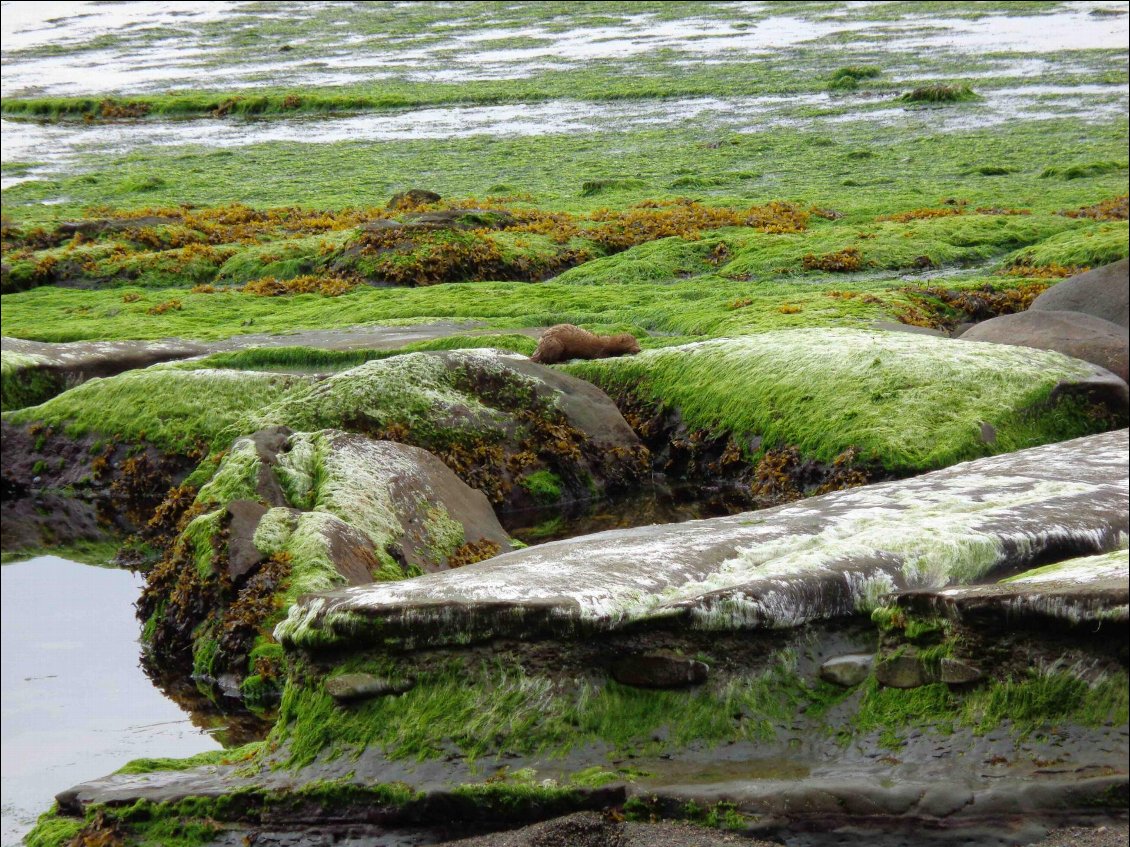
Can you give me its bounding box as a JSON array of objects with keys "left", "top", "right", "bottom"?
[
  {"left": 1030, "top": 259, "right": 1130, "bottom": 329},
  {"left": 819, "top": 654, "right": 873, "bottom": 687},
  {"left": 610, "top": 653, "right": 709, "bottom": 688},
  {"left": 960, "top": 309, "right": 1129, "bottom": 383}
]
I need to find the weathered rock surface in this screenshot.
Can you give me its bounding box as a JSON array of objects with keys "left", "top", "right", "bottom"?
[
  {"left": 278, "top": 429, "right": 1128, "bottom": 652},
  {"left": 899, "top": 548, "right": 1129, "bottom": 626},
  {"left": 1030, "top": 259, "right": 1130, "bottom": 329},
  {"left": 959, "top": 310, "right": 1130, "bottom": 383}
]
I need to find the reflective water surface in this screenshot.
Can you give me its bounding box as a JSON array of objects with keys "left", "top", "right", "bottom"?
[{"left": 0, "top": 556, "right": 225, "bottom": 846}]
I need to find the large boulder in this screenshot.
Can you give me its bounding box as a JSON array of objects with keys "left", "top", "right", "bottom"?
[
  {"left": 249, "top": 349, "right": 650, "bottom": 512},
  {"left": 1030, "top": 259, "right": 1129, "bottom": 328},
  {"left": 138, "top": 427, "right": 517, "bottom": 704},
  {"left": 565, "top": 329, "right": 1128, "bottom": 483},
  {"left": 959, "top": 309, "right": 1129, "bottom": 384}
]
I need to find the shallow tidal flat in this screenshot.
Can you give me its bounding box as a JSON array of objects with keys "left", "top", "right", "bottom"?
[{"left": 1, "top": 2, "right": 1128, "bottom": 846}]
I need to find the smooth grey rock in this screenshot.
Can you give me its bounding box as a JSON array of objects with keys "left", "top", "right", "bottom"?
[
  {"left": 610, "top": 654, "right": 709, "bottom": 688},
  {"left": 940, "top": 657, "right": 984, "bottom": 685},
  {"left": 820, "top": 654, "right": 874, "bottom": 687},
  {"left": 278, "top": 430, "right": 1129, "bottom": 652},
  {"left": 875, "top": 654, "right": 932, "bottom": 689},
  {"left": 216, "top": 674, "right": 243, "bottom": 699},
  {"left": 1030, "top": 259, "right": 1129, "bottom": 329},
  {"left": 325, "top": 673, "right": 415, "bottom": 703},
  {"left": 960, "top": 309, "right": 1129, "bottom": 383}
]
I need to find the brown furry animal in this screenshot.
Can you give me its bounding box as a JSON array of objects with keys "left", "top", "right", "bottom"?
[{"left": 529, "top": 324, "right": 641, "bottom": 365}]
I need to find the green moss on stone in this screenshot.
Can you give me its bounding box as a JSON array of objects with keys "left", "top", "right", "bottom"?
[{"left": 564, "top": 329, "right": 1107, "bottom": 472}]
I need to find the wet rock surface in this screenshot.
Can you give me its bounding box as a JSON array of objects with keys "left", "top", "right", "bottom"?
[
  {"left": 898, "top": 548, "right": 1129, "bottom": 626},
  {"left": 1, "top": 335, "right": 207, "bottom": 409},
  {"left": 138, "top": 428, "right": 518, "bottom": 700},
  {"left": 960, "top": 309, "right": 1130, "bottom": 383},
  {"left": 278, "top": 429, "right": 1128, "bottom": 652},
  {"left": 1030, "top": 259, "right": 1130, "bottom": 329}
]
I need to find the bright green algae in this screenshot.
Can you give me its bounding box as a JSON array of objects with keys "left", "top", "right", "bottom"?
[{"left": 563, "top": 329, "right": 1106, "bottom": 472}]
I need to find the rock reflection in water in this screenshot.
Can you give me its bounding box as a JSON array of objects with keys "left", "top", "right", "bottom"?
[{"left": 506, "top": 483, "right": 754, "bottom": 545}]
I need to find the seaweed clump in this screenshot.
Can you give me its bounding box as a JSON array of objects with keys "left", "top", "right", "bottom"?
[{"left": 900, "top": 84, "right": 978, "bottom": 103}]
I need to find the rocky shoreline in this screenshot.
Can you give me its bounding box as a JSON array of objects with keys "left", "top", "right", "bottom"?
[{"left": 3, "top": 261, "right": 1128, "bottom": 845}]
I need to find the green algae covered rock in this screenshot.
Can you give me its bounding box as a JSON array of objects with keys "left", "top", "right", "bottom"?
[
  {"left": 564, "top": 328, "right": 1127, "bottom": 474},
  {"left": 249, "top": 348, "right": 649, "bottom": 512},
  {"left": 251, "top": 431, "right": 1126, "bottom": 786},
  {"left": 138, "top": 426, "right": 516, "bottom": 706}
]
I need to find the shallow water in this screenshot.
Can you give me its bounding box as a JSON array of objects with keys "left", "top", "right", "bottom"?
[
  {"left": 2, "top": 2, "right": 1127, "bottom": 97},
  {"left": 0, "top": 556, "right": 226, "bottom": 845},
  {"left": 4, "top": 79, "right": 1125, "bottom": 186}
]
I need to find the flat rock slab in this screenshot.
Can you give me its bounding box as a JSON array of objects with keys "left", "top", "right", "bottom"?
[
  {"left": 900, "top": 548, "right": 1129, "bottom": 625},
  {"left": 1, "top": 336, "right": 208, "bottom": 391},
  {"left": 278, "top": 430, "right": 1129, "bottom": 652},
  {"left": 207, "top": 321, "right": 503, "bottom": 352}
]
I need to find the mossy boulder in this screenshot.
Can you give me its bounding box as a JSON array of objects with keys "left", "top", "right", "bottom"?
[
  {"left": 139, "top": 427, "right": 516, "bottom": 705},
  {"left": 249, "top": 349, "right": 649, "bottom": 513},
  {"left": 564, "top": 329, "right": 1128, "bottom": 477}
]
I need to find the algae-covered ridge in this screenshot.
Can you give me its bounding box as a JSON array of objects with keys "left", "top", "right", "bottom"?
[{"left": 564, "top": 328, "right": 1105, "bottom": 470}]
